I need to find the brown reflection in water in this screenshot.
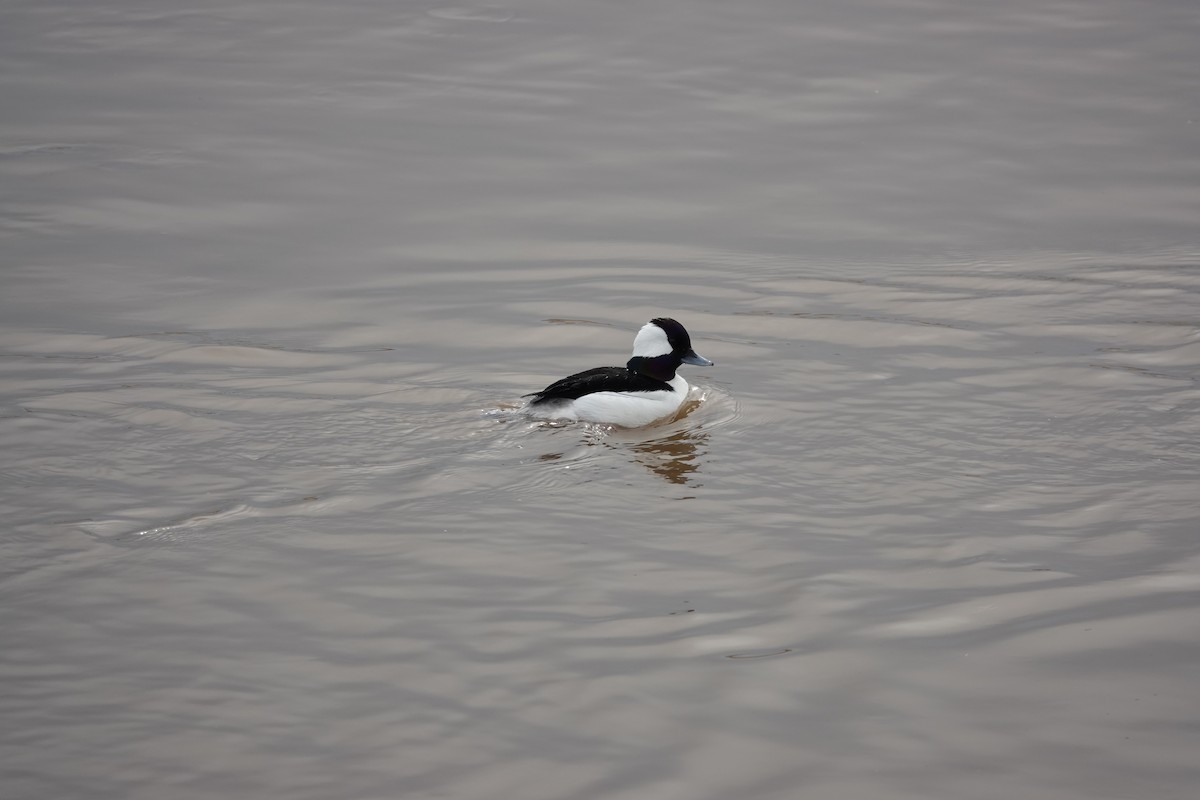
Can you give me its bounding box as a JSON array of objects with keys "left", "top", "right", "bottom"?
[
  {"left": 582, "top": 397, "right": 712, "bottom": 486},
  {"left": 530, "top": 397, "right": 712, "bottom": 484},
  {"left": 627, "top": 428, "right": 707, "bottom": 486}
]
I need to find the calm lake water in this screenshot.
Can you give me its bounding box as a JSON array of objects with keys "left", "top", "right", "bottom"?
[{"left": 2, "top": 1, "right": 1199, "bottom": 798}]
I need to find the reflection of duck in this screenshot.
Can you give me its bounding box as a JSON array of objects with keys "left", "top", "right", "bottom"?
[
  {"left": 602, "top": 420, "right": 709, "bottom": 485},
  {"left": 525, "top": 318, "right": 713, "bottom": 427}
]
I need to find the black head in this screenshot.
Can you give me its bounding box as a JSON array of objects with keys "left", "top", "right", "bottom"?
[{"left": 626, "top": 317, "right": 713, "bottom": 381}]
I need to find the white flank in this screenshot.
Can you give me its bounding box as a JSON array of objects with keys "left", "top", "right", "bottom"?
[{"left": 529, "top": 375, "right": 690, "bottom": 427}]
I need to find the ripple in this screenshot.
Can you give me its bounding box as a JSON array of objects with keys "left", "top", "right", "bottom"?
[
  {"left": 726, "top": 648, "right": 794, "bottom": 660},
  {"left": 426, "top": 5, "right": 514, "bottom": 23}
]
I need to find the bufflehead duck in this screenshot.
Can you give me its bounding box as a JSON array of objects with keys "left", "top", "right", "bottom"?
[{"left": 525, "top": 317, "right": 714, "bottom": 427}]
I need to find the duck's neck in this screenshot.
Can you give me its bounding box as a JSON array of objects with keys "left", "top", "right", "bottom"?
[{"left": 627, "top": 354, "right": 677, "bottom": 382}]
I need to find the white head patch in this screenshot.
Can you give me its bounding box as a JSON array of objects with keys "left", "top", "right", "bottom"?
[{"left": 630, "top": 321, "right": 671, "bottom": 358}]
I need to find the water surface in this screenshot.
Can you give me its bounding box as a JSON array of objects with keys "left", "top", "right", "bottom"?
[{"left": 2, "top": 1, "right": 1199, "bottom": 799}]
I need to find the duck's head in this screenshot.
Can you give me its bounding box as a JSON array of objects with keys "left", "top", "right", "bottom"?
[{"left": 627, "top": 317, "right": 713, "bottom": 381}]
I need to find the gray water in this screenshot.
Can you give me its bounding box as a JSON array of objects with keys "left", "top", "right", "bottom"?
[{"left": 2, "top": 1, "right": 1199, "bottom": 799}]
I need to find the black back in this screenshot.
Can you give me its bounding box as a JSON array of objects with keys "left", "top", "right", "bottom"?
[{"left": 525, "top": 366, "right": 672, "bottom": 404}]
